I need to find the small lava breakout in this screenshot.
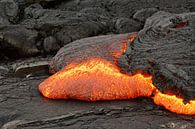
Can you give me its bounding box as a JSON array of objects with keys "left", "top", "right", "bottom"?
[
  {"left": 39, "top": 31, "right": 195, "bottom": 115},
  {"left": 39, "top": 58, "right": 195, "bottom": 115}
]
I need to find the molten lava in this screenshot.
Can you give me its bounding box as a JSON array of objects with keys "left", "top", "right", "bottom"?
[
  {"left": 39, "top": 59, "right": 154, "bottom": 101},
  {"left": 39, "top": 58, "right": 195, "bottom": 115},
  {"left": 153, "top": 91, "right": 195, "bottom": 115},
  {"left": 39, "top": 32, "right": 195, "bottom": 115}
]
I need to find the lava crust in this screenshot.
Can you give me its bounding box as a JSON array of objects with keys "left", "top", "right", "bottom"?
[
  {"left": 118, "top": 11, "right": 195, "bottom": 101},
  {"left": 39, "top": 11, "right": 195, "bottom": 115}
]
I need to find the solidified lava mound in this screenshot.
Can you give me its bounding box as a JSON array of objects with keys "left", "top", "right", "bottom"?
[
  {"left": 50, "top": 33, "right": 137, "bottom": 73},
  {"left": 118, "top": 11, "right": 195, "bottom": 101}
]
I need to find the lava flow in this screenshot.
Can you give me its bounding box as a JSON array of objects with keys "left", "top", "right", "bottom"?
[
  {"left": 153, "top": 91, "right": 195, "bottom": 115},
  {"left": 39, "top": 58, "right": 154, "bottom": 101},
  {"left": 38, "top": 58, "right": 195, "bottom": 115},
  {"left": 38, "top": 33, "right": 195, "bottom": 115}
]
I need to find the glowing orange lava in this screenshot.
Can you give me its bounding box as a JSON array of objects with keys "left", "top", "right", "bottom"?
[
  {"left": 39, "top": 32, "right": 195, "bottom": 115},
  {"left": 39, "top": 58, "right": 195, "bottom": 115},
  {"left": 39, "top": 58, "right": 154, "bottom": 101},
  {"left": 153, "top": 90, "right": 195, "bottom": 115}
]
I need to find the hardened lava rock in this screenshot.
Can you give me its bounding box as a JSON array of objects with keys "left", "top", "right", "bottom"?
[
  {"left": 50, "top": 33, "right": 132, "bottom": 73},
  {"left": 118, "top": 11, "right": 195, "bottom": 101}
]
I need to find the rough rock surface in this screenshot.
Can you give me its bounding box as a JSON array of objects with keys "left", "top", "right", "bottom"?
[
  {"left": 118, "top": 11, "right": 195, "bottom": 101},
  {"left": 0, "top": 0, "right": 194, "bottom": 59},
  {"left": 133, "top": 8, "right": 158, "bottom": 23},
  {"left": 0, "top": 0, "right": 19, "bottom": 25},
  {"left": 50, "top": 33, "right": 131, "bottom": 73},
  {"left": 0, "top": 25, "right": 40, "bottom": 58}
]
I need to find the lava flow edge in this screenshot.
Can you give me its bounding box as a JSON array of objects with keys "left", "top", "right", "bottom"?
[{"left": 38, "top": 33, "right": 195, "bottom": 115}]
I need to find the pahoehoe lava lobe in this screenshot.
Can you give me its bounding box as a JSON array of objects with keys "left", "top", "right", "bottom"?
[
  {"left": 50, "top": 33, "right": 137, "bottom": 73},
  {"left": 39, "top": 58, "right": 154, "bottom": 101},
  {"left": 118, "top": 11, "right": 195, "bottom": 101}
]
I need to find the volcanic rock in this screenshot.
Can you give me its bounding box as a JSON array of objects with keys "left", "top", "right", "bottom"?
[
  {"left": 50, "top": 33, "right": 131, "bottom": 73},
  {"left": 0, "top": 0, "right": 19, "bottom": 25},
  {"left": 43, "top": 36, "right": 60, "bottom": 53},
  {"left": 115, "top": 18, "right": 143, "bottom": 33},
  {"left": 0, "top": 0, "right": 193, "bottom": 59},
  {"left": 118, "top": 11, "right": 195, "bottom": 101},
  {"left": 13, "top": 61, "right": 49, "bottom": 77},
  {"left": 0, "top": 66, "right": 9, "bottom": 77},
  {"left": 11, "top": 57, "right": 51, "bottom": 77},
  {"left": 0, "top": 25, "right": 39, "bottom": 58},
  {"left": 133, "top": 8, "right": 158, "bottom": 23}
]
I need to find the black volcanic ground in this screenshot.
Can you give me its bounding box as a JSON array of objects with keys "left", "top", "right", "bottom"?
[{"left": 0, "top": 0, "right": 195, "bottom": 129}]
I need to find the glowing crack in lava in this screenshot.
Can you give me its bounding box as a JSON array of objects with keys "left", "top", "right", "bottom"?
[{"left": 111, "top": 32, "right": 138, "bottom": 63}]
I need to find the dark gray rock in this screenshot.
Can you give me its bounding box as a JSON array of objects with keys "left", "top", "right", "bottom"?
[
  {"left": 0, "top": 1, "right": 195, "bottom": 128},
  {"left": 133, "top": 8, "right": 158, "bottom": 22},
  {"left": 0, "top": 66, "right": 9, "bottom": 73},
  {"left": 0, "top": 66, "right": 9, "bottom": 77},
  {"left": 22, "top": 5, "right": 110, "bottom": 46},
  {"left": 115, "top": 17, "right": 143, "bottom": 33},
  {"left": 0, "top": 0, "right": 19, "bottom": 25},
  {"left": 11, "top": 57, "right": 51, "bottom": 77},
  {"left": 118, "top": 11, "right": 195, "bottom": 101},
  {"left": 55, "top": 22, "right": 106, "bottom": 46},
  {"left": 0, "top": 0, "right": 192, "bottom": 59},
  {"left": 43, "top": 36, "right": 60, "bottom": 52},
  {"left": 0, "top": 25, "right": 39, "bottom": 57},
  {"left": 13, "top": 61, "right": 49, "bottom": 77},
  {"left": 50, "top": 33, "right": 130, "bottom": 73}
]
